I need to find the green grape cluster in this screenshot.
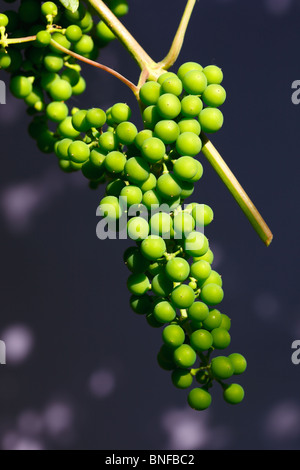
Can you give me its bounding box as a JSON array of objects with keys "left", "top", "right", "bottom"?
[{"left": 0, "top": 0, "right": 129, "bottom": 171}]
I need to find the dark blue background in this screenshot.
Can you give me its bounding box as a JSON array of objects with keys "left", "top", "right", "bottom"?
[{"left": 0, "top": 0, "right": 299, "bottom": 450}]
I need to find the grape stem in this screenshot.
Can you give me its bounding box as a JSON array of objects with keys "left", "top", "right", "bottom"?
[{"left": 201, "top": 133, "right": 273, "bottom": 246}]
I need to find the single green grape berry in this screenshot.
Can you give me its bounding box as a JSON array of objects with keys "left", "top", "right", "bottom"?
[
  {"left": 156, "top": 173, "right": 182, "bottom": 200},
  {"left": 124, "top": 246, "right": 149, "bottom": 273},
  {"left": 72, "top": 109, "right": 90, "bottom": 133},
  {"left": 157, "top": 344, "right": 176, "bottom": 370},
  {"left": 138, "top": 173, "right": 156, "bottom": 192},
  {"left": 199, "top": 108, "right": 224, "bottom": 133},
  {"left": 139, "top": 81, "right": 161, "bottom": 106},
  {"left": 190, "top": 260, "right": 211, "bottom": 282},
  {"left": 149, "top": 212, "right": 172, "bottom": 237},
  {"left": 73, "top": 35, "right": 94, "bottom": 55},
  {"left": 203, "top": 65, "right": 223, "bottom": 85},
  {"left": 200, "top": 284, "right": 224, "bottom": 306},
  {"left": 134, "top": 129, "right": 153, "bottom": 150},
  {"left": 111, "top": 103, "right": 131, "bottom": 123},
  {"left": 160, "top": 76, "right": 183, "bottom": 96},
  {"left": 141, "top": 137, "right": 166, "bottom": 163},
  {"left": 44, "top": 54, "right": 64, "bottom": 72},
  {"left": 184, "top": 231, "right": 209, "bottom": 258},
  {"left": 188, "top": 302, "right": 209, "bottom": 322},
  {"left": 99, "top": 131, "right": 118, "bottom": 152},
  {"left": 50, "top": 32, "right": 71, "bottom": 55},
  {"left": 188, "top": 388, "right": 212, "bottom": 411},
  {"left": 0, "top": 14, "right": 9, "bottom": 27},
  {"left": 156, "top": 93, "right": 181, "bottom": 120},
  {"left": 41, "top": 72, "right": 59, "bottom": 92},
  {"left": 171, "top": 284, "right": 195, "bottom": 309},
  {"left": 177, "top": 62, "right": 203, "bottom": 81},
  {"left": 173, "top": 156, "right": 199, "bottom": 182},
  {"left": 173, "top": 344, "right": 197, "bottom": 368},
  {"left": 116, "top": 121, "right": 138, "bottom": 145},
  {"left": 110, "top": 0, "right": 129, "bottom": 17},
  {"left": 211, "top": 327, "right": 231, "bottom": 349},
  {"left": 68, "top": 141, "right": 90, "bottom": 164},
  {"left": 202, "top": 84, "right": 226, "bottom": 107},
  {"left": 105, "top": 151, "right": 127, "bottom": 174},
  {"left": 120, "top": 185, "right": 142, "bottom": 206},
  {"left": 190, "top": 329, "right": 213, "bottom": 352},
  {"left": 130, "top": 294, "right": 152, "bottom": 315},
  {"left": 46, "top": 101, "right": 68, "bottom": 122},
  {"left": 57, "top": 117, "right": 81, "bottom": 139},
  {"left": 142, "top": 190, "right": 162, "bottom": 210},
  {"left": 125, "top": 157, "right": 150, "bottom": 184},
  {"left": 201, "top": 270, "right": 223, "bottom": 288},
  {"left": 55, "top": 138, "right": 72, "bottom": 159},
  {"left": 66, "top": 25, "right": 83, "bottom": 43},
  {"left": 182, "top": 70, "right": 207, "bottom": 95},
  {"left": 81, "top": 160, "right": 105, "bottom": 181},
  {"left": 106, "top": 178, "right": 125, "bottom": 196},
  {"left": 220, "top": 314, "right": 231, "bottom": 331},
  {"left": 176, "top": 132, "right": 202, "bottom": 157},
  {"left": 202, "top": 309, "right": 222, "bottom": 330},
  {"left": 173, "top": 212, "right": 195, "bottom": 237},
  {"left": 41, "top": 1, "right": 58, "bottom": 17},
  {"left": 228, "top": 353, "right": 247, "bottom": 375},
  {"left": 86, "top": 108, "right": 106, "bottom": 128},
  {"left": 193, "top": 248, "right": 214, "bottom": 265},
  {"left": 127, "top": 217, "right": 149, "bottom": 241},
  {"left": 181, "top": 95, "right": 203, "bottom": 118},
  {"left": 127, "top": 273, "right": 150, "bottom": 296},
  {"left": 49, "top": 79, "right": 72, "bottom": 101},
  {"left": 154, "top": 301, "right": 176, "bottom": 324},
  {"left": 223, "top": 384, "right": 245, "bottom": 405},
  {"left": 172, "top": 369, "right": 193, "bottom": 389},
  {"left": 151, "top": 272, "right": 173, "bottom": 297},
  {"left": 95, "top": 20, "right": 116, "bottom": 43},
  {"left": 165, "top": 257, "right": 190, "bottom": 282},
  {"left": 192, "top": 204, "right": 214, "bottom": 227},
  {"left": 141, "top": 235, "right": 166, "bottom": 261},
  {"left": 163, "top": 325, "right": 185, "bottom": 349},
  {"left": 157, "top": 71, "right": 178, "bottom": 85},
  {"left": 143, "top": 105, "right": 161, "bottom": 130},
  {"left": 211, "top": 356, "right": 234, "bottom": 380},
  {"left": 10, "top": 76, "right": 32, "bottom": 99},
  {"left": 36, "top": 30, "right": 51, "bottom": 47},
  {"left": 72, "top": 76, "right": 86, "bottom": 96},
  {"left": 178, "top": 118, "right": 201, "bottom": 136},
  {"left": 154, "top": 120, "right": 180, "bottom": 145},
  {"left": 0, "top": 50, "right": 11, "bottom": 69}
]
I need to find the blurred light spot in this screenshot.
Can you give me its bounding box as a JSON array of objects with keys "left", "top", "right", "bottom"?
[
  {"left": 1, "top": 325, "right": 34, "bottom": 365},
  {"left": 2, "top": 432, "right": 44, "bottom": 450},
  {"left": 264, "top": 0, "right": 293, "bottom": 14},
  {"left": 253, "top": 293, "right": 280, "bottom": 320},
  {"left": 209, "top": 242, "right": 224, "bottom": 268},
  {"left": 161, "top": 407, "right": 231, "bottom": 450},
  {"left": 264, "top": 401, "right": 300, "bottom": 440},
  {"left": 18, "top": 410, "right": 44, "bottom": 436},
  {"left": 88, "top": 369, "right": 116, "bottom": 399},
  {"left": 43, "top": 402, "right": 73, "bottom": 437}
]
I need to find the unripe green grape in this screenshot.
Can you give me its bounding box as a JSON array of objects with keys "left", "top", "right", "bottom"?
[
  {"left": 0, "top": 13, "right": 9, "bottom": 27},
  {"left": 177, "top": 62, "right": 203, "bottom": 81},
  {"left": 203, "top": 65, "right": 223, "bottom": 85},
  {"left": 111, "top": 103, "right": 131, "bottom": 123},
  {"left": 124, "top": 247, "right": 150, "bottom": 274},
  {"left": 138, "top": 173, "right": 156, "bottom": 192},
  {"left": 188, "top": 388, "right": 212, "bottom": 411},
  {"left": 220, "top": 314, "right": 231, "bottom": 331},
  {"left": 116, "top": 121, "right": 138, "bottom": 145},
  {"left": 202, "top": 309, "right": 222, "bottom": 330},
  {"left": 95, "top": 21, "right": 116, "bottom": 43},
  {"left": 99, "top": 195, "right": 123, "bottom": 221},
  {"left": 109, "top": 0, "right": 129, "bottom": 17},
  {"left": 173, "top": 212, "right": 195, "bottom": 237},
  {"left": 68, "top": 141, "right": 90, "bottom": 163},
  {"left": 106, "top": 178, "right": 125, "bottom": 196},
  {"left": 211, "top": 327, "right": 231, "bottom": 349},
  {"left": 36, "top": 130, "right": 56, "bottom": 154},
  {"left": 157, "top": 344, "right": 176, "bottom": 370},
  {"left": 151, "top": 272, "right": 173, "bottom": 297},
  {"left": 173, "top": 344, "right": 196, "bottom": 368},
  {"left": 178, "top": 118, "right": 201, "bottom": 136},
  {"left": 73, "top": 35, "right": 94, "bottom": 55},
  {"left": 58, "top": 117, "right": 81, "bottom": 139},
  {"left": 36, "top": 30, "right": 51, "bottom": 47},
  {"left": 104, "top": 151, "right": 126, "bottom": 174},
  {"left": 176, "top": 132, "right": 202, "bottom": 157},
  {"left": 99, "top": 131, "right": 118, "bottom": 152},
  {"left": 160, "top": 76, "right": 183, "bottom": 96},
  {"left": 165, "top": 257, "right": 190, "bottom": 282},
  {"left": 223, "top": 384, "right": 245, "bottom": 405},
  {"left": 172, "top": 369, "right": 193, "bottom": 389},
  {"left": 46, "top": 102, "right": 68, "bottom": 122},
  {"left": 72, "top": 76, "right": 86, "bottom": 95},
  {"left": 10, "top": 76, "right": 32, "bottom": 99},
  {"left": 143, "top": 105, "right": 161, "bottom": 129},
  {"left": 201, "top": 270, "right": 222, "bottom": 288},
  {"left": 86, "top": 108, "right": 106, "bottom": 128},
  {"left": 125, "top": 157, "right": 150, "bottom": 184},
  {"left": 141, "top": 235, "right": 166, "bottom": 261},
  {"left": 184, "top": 231, "right": 209, "bottom": 258},
  {"left": 173, "top": 156, "right": 198, "bottom": 182},
  {"left": 193, "top": 248, "right": 214, "bottom": 265},
  {"left": 149, "top": 212, "right": 172, "bottom": 237},
  {"left": 188, "top": 302, "right": 209, "bottom": 322},
  {"left": 81, "top": 160, "right": 105, "bottom": 181},
  {"left": 199, "top": 108, "right": 224, "bottom": 133},
  {"left": 201, "top": 284, "right": 224, "bottom": 306},
  {"left": 154, "top": 301, "right": 176, "bottom": 324},
  {"left": 41, "top": 72, "right": 59, "bottom": 92},
  {"left": 181, "top": 95, "right": 203, "bottom": 117},
  {"left": 79, "top": 11, "right": 93, "bottom": 31},
  {"left": 228, "top": 353, "right": 247, "bottom": 375},
  {"left": 141, "top": 137, "right": 166, "bottom": 163},
  {"left": 146, "top": 312, "right": 163, "bottom": 328},
  {"left": 41, "top": 1, "right": 58, "bottom": 17},
  {"left": 190, "top": 260, "right": 211, "bottom": 282},
  {"left": 44, "top": 54, "right": 64, "bottom": 72},
  {"left": 50, "top": 32, "right": 71, "bottom": 55},
  {"left": 156, "top": 173, "right": 182, "bottom": 200},
  {"left": 192, "top": 204, "right": 214, "bottom": 227},
  {"left": 202, "top": 84, "right": 226, "bottom": 107},
  {"left": 134, "top": 129, "right": 153, "bottom": 150},
  {"left": 211, "top": 356, "right": 234, "bottom": 380},
  {"left": 180, "top": 181, "right": 195, "bottom": 200},
  {"left": 49, "top": 79, "right": 72, "bottom": 101},
  {"left": 154, "top": 120, "right": 180, "bottom": 145},
  {"left": 142, "top": 189, "right": 162, "bottom": 210},
  {"left": 139, "top": 81, "right": 161, "bottom": 106},
  {"left": 127, "top": 217, "right": 149, "bottom": 241},
  {"left": 171, "top": 284, "right": 195, "bottom": 309},
  {"left": 59, "top": 160, "right": 73, "bottom": 173},
  {"left": 157, "top": 93, "right": 181, "bottom": 120},
  {"left": 120, "top": 185, "right": 143, "bottom": 206},
  {"left": 0, "top": 50, "right": 11, "bottom": 69},
  {"left": 66, "top": 25, "right": 82, "bottom": 43},
  {"left": 190, "top": 329, "right": 213, "bottom": 351},
  {"left": 189, "top": 160, "right": 203, "bottom": 183},
  {"left": 55, "top": 138, "right": 72, "bottom": 159},
  {"left": 130, "top": 295, "right": 152, "bottom": 315},
  {"left": 127, "top": 273, "right": 150, "bottom": 296},
  {"left": 90, "top": 148, "right": 106, "bottom": 169},
  {"left": 182, "top": 70, "right": 207, "bottom": 95},
  {"left": 5, "top": 49, "right": 23, "bottom": 73},
  {"left": 157, "top": 71, "right": 178, "bottom": 85}
]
